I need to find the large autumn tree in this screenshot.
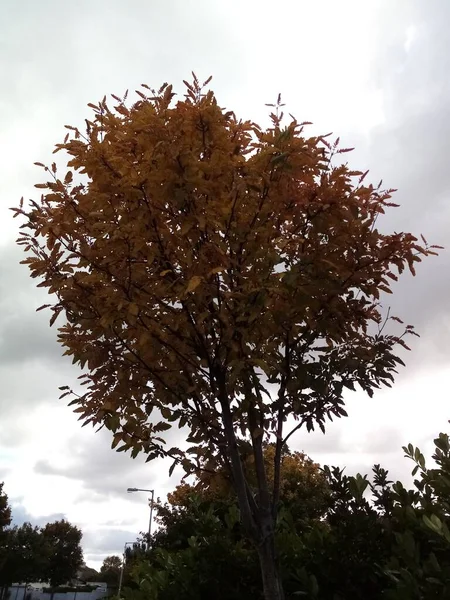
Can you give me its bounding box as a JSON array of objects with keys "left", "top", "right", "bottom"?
[{"left": 13, "top": 75, "right": 438, "bottom": 600}]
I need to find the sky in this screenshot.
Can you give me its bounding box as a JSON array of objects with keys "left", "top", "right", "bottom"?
[{"left": 1, "top": 0, "right": 449, "bottom": 569}]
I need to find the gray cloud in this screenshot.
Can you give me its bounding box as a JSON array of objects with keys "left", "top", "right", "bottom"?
[
  {"left": 83, "top": 527, "right": 139, "bottom": 556},
  {"left": 295, "top": 424, "right": 405, "bottom": 460},
  {"left": 0, "top": 469, "right": 10, "bottom": 480},
  {"left": 0, "top": 242, "right": 79, "bottom": 443},
  {"left": 0, "top": 243, "right": 65, "bottom": 364},
  {"left": 0, "top": 358, "right": 78, "bottom": 448},
  {"left": 34, "top": 434, "right": 154, "bottom": 496},
  {"left": 10, "top": 502, "right": 66, "bottom": 527},
  {"left": 0, "top": 312, "right": 63, "bottom": 366},
  {"left": 359, "top": 1, "right": 450, "bottom": 332},
  {"left": 33, "top": 425, "right": 180, "bottom": 500},
  {"left": 362, "top": 427, "right": 404, "bottom": 455},
  {"left": 1, "top": 0, "right": 250, "bottom": 139}
]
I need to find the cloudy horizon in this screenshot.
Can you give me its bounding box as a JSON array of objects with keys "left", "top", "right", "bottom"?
[{"left": 1, "top": 0, "right": 450, "bottom": 569}]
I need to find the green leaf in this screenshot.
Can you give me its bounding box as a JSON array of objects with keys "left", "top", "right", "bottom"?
[{"left": 423, "top": 514, "right": 442, "bottom": 534}]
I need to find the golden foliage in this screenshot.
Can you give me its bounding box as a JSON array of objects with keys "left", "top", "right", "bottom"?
[
  {"left": 168, "top": 445, "right": 328, "bottom": 510},
  {"left": 12, "top": 75, "right": 439, "bottom": 476}
]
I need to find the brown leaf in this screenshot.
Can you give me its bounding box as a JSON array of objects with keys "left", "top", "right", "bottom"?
[{"left": 185, "top": 276, "right": 202, "bottom": 294}]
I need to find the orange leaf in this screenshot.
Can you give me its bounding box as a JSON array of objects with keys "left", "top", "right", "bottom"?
[
  {"left": 185, "top": 276, "right": 202, "bottom": 294},
  {"left": 129, "top": 303, "right": 139, "bottom": 316}
]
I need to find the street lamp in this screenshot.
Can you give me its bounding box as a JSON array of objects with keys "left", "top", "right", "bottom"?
[
  {"left": 127, "top": 487, "right": 155, "bottom": 538},
  {"left": 118, "top": 541, "right": 135, "bottom": 598}
]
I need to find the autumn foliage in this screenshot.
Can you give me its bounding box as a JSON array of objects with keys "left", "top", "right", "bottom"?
[
  {"left": 13, "top": 75, "right": 438, "bottom": 600},
  {"left": 168, "top": 445, "right": 329, "bottom": 521}
]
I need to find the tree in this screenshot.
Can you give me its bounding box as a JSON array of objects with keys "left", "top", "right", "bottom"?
[
  {"left": 0, "top": 517, "right": 84, "bottom": 592},
  {"left": 0, "top": 484, "right": 11, "bottom": 534},
  {"left": 129, "top": 504, "right": 261, "bottom": 600},
  {"left": 41, "top": 519, "right": 83, "bottom": 586},
  {"left": 100, "top": 555, "right": 122, "bottom": 587},
  {"left": 78, "top": 562, "right": 100, "bottom": 583},
  {"left": 0, "top": 523, "right": 49, "bottom": 589},
  {"left": 13, "top": 75, "right": 439, "bottom": 600},
  {"left": 0, "top": 486, "right": 12, "bottom": 599}
]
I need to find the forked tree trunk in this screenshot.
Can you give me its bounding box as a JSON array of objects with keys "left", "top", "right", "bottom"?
[
  {"left": 257, "top": 533, "right": 285, "bottom": 600},
  {"left": 217, "top": 380, "right": 285, "bottom": 599}
]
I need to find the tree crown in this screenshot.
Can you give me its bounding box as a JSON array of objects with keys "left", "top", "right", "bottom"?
[{"left": 13, "top": 75, "right": 439, "bottom": 480}]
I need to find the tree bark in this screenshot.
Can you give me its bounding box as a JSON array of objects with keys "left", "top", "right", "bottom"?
[
  {"left": 217, "top": 375, "right": 285, "bottom": 600},
  {"left": 257, "top": 534, "right": 285, "bottom": 600}
]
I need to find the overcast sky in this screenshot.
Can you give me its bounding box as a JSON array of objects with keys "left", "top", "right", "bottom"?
[{"left": 1, "top": 0, "right": 449, "bottom": 569}]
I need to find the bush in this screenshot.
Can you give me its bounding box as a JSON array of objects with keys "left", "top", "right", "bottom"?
[{"left": 121, "top": 431, "right": 450, "bottom": 599}]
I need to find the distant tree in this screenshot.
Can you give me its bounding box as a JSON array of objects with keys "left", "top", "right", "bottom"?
[
  {"left": 100, "top": 555, "right": 122, "bottom": 587},
  {"left": 15, "top": 75, "right": 440, "bottom": 600},
  {"left": 0, "top": 523, "right": 48, "bottom": 588},
  {"left": 78, "top": 562, "right": 100, "bottom": 583},
  {"left": 0, "top": 484, "right": 11, "bottom": 533},
  {"left": 101, "top": 554, "right": 122, "bottom": 571},
  {"left": 0, "top": 485, "right": 12, "bottom": 599},
  {"left": 41, "top": 519, "right": 83, "bottom": 586}
]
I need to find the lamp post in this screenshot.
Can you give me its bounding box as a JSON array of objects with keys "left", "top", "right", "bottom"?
[
  {"left": 117, "top": 541, "right": 135, "bottom": 598},
  {"left": 127, "top": 487, "right": 155, "bottom": 539}
]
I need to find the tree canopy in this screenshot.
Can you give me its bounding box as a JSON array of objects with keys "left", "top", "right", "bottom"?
[
  {"left": 0, "top": 502, "right": 84, "bottom": 592},
  {"left": 13, "top": 74, "right": 439, "bottom": 600},
  {"left": 41, "top": 519, "right": 83, "bottom": 586},
  {"left": 100, "top": 555, "right": 122, "bottom": 587},
  {"left": 2, "top": 523, "right": 48, "bottom": 585}
]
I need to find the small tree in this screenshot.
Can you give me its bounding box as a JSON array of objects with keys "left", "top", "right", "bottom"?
[
  {"left": 13, "top": 75, "right": 439, "bottom": 600},
  {"left": 100, "top": 555, "right": 122, "bottom": 587},
  {"left": 41, "top": 519, "right": 83, "bottom": 586},
  {"left": 0, "top": 484, "right": 12, "bottom": 599}
]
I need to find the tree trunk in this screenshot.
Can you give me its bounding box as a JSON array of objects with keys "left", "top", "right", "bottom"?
[{"left": 257, "top": 534, "right": 285, "bottom": 600}]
